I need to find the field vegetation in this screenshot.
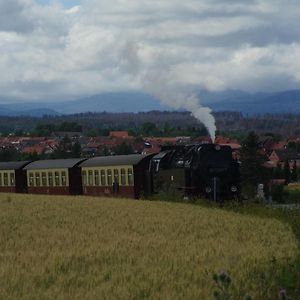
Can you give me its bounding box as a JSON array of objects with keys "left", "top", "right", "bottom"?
[
  {"left": 284, "top": 183, "right": 300, "bottom": 204},
  {"left": 0, "top": 193, "right": 299, "bottom": 299}
]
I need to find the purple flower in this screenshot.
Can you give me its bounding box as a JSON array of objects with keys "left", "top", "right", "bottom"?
[
  {"left": 219, "top": 271, "right": 229, "bottom": 278},
  {"left": 278, "top": 288, "right": 287, "bottom": 300},
  {"left": 218, "top": 271, "right": 230, "bottom": 283}
]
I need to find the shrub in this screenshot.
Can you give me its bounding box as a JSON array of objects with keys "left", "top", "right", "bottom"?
[
  {"left": 241, "top": 183, "right": 256, "bottom": 200},
  {"left": 271, "top": 185, "right": 289, "bottom": 204},
  {"left": 212, "top": 271, "right": 253, "bottom": 300}
]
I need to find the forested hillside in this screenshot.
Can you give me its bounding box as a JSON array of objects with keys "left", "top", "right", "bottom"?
[{"left": 0, "top": 111, "right": 299, "bottom": 138}]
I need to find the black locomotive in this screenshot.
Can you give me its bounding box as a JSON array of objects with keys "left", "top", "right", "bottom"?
[{"left": 150, "top": 144, "right": 240, "bottom": 201}]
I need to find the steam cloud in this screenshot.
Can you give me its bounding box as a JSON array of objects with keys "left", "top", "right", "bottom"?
[{"left": 122, "top": 42, "right": 217, "bottom": 142}]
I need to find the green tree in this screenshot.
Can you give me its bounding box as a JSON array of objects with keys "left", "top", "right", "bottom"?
[
  {"left": 21, "top": 151, "right": 42, "bottom": 161},
  {"left": 287, "top": 141, "right": 297, "bottom": 150},
  {"left": 33, "top": 124, "right": 55, "bottom": 137},
  {"left": 291, "top": 161, "right": 298, "bottom": 182},
  {"left": 14, "top": 129, "right": 25, "bottom": 136},
  {"left": 113, "top": 143, "right": 134, "bottom": 155},
  {"left": 102, "top": 147, "right": 110, "bottom": 156},
  {"left": 51, "top": 136, "right": 72, "bottom": 159},
  {"left": 141, "top": 122, "right": 158, "bottom": 136},
  {"left": 85, "top": 129, "right": 98, "bottom": 137},
  {"left": 58, "top": 122, "right": 82, "bottom": 132},
  {"left": 71, "top": 141, "right": 82, "bottom": 158},
  {"left": 284, "top": 159, "right": 291, "bottom": 184},
  {"left": 163, "top": 122, "right": 173, "bottom": 136},
  {"left": 240, "top": 132, "right": 268, "bottom": 196},
  {"left": 0, "top": 147, "right": 19, "bottom": 162},
  {"left": 273, "top": 163, "right": 284, "bottom": 179}
]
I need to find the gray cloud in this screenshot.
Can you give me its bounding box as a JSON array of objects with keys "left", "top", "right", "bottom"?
[
  {"left": 0, "top": 0, "right": 34, "bottom": 32},
  {"left": 0, "top": 0, "right": 300, "bottom": 101}
]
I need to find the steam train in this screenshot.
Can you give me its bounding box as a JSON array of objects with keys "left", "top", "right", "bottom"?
[{"left": 0, "top": 144, "right": 240, "bottom": 201}]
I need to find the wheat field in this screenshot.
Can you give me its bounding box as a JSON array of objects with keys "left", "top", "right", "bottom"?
[{"left": 0, "top": 193, "right": 298, "bottom": 300}]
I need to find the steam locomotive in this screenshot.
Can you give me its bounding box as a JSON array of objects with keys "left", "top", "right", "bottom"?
[{"left": 151, "top": 144, "right": 240, "bottom": 201}]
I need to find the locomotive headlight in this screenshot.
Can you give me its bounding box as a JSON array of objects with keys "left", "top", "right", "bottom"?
[
  {"left": 231, "top": 186, "right": 238, "bottom": 193},
  {"left": 215, "top": 145, "right": 221, "bottom": 151},
  {"left": 205, "top": 186, "right": 212, "bottom": 193}
]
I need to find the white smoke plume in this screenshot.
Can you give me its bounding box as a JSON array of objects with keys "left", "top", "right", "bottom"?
[{"left": 121, "top": 42, "right": 217, "bottom": 142}]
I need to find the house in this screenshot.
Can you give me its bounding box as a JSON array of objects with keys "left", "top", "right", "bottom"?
[
  {"left": 287, "top": 136, "right": 300, "bottom": 144},
  {"left": 269, "top": 149, "right": 300, "bottom": 168},
  {"left": 258, "top": 136, "right": 287, "bottom": 155},
  {"left": 109, "top": 131, "right": 129, "bottom": 138},
  {"left": 22, "top": 145, "right": 46, "bottom": 155},
  {"left": 52, "top": 132, "right": 82, "bottom": 138}
]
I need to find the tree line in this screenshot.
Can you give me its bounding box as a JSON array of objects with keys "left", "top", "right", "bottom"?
[{"left": 1, "top": 111, "right": 300, "bottom": 137}]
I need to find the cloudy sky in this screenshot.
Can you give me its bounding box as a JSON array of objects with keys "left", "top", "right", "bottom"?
[{"left": 1, "top": 0, "right": 300, "bottom": 101}]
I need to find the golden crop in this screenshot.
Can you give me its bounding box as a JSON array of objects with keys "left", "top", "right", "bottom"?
[{"left": 0, "top": 194, "right": 298, "bottom": 299}]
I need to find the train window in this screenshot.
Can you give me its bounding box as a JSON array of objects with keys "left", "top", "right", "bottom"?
[
  {"left": 88, "top": 170, "right": 93, "bottom": 186},
  {"left": 3, "top": 173, "right": 8, "bottom": 186},
  {"left": 121, "top": 168, "right": 126, "bottom": 185},
  {"left": 113, "top": 169, "right": 119, "bottom": 183},
  {"left": 61, "top": 171, "right": 67, "bottom": 186},
  {"left": 48, "top": 172, "right": 53, "bottom": 186},
  {"left": 94, "top": 170, "right": 99, "bottom": 186},
  {"left": 0, "top": 173, "right": 2, "bottom": 186},
  {"left": 128, "top": 168, "right": 133, "bottom": 186},
  {"left": 107, "top": 169, "right": 112, "bottom": 186},
  {"left": 82, "top": 171, "right": 87, "bottom": 186},
  {"left": 10, "top": 173, "right": 15, "bottom": 186},
  {"left": 55, "top": 172, "right": 60, "bottom": 186},
  {"left": 35, "top": 172, "right": 40, "bottom": 187},
  {"left": 42, "top": 172, "right": 47, "bottom": 186},
  {"left": 29, "top": 173, "right": 34, "bottom": 187},
  {"left": 101, "top": 170, "right": 106, "bottom": 186}
]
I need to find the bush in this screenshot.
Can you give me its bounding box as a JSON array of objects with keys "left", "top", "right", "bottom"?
[
  {"left": 241, "top": 183, "right": 256, "bottom": 200},
  {"left": 284, "top": 185, "right": 300, "bottom": 204},
  {"left": 270, "top": 185, "right": 289, "bottom": 203}
]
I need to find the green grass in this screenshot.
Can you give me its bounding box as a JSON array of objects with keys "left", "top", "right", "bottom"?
[
  {"left": 221, "top": 201, "right": 300, "bottom": 299},
  {"left": 0, "top": 194, "right": 299, "bottom": 300},
  {"left": 285, "top": 184, "right": 300, "bottom": 203}
]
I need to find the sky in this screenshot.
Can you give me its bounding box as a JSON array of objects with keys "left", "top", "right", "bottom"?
[
  {"left": 36, "top": 0, "right": 80, "bottom": 9},
  {"left": 1, "top": 0, "right": 300, "bottom": 101}
]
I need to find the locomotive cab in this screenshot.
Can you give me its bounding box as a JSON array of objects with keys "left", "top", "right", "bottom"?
[{"left": 150, "top": 150, "right": 188, "bottom": 193}]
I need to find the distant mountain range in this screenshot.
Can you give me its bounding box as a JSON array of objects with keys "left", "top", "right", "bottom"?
[
  {"left": 203, "top": 90, "right": 300, "bottom": 114},
  {"left": 0, "top": 89, "right": 300, "bottom": 117}
]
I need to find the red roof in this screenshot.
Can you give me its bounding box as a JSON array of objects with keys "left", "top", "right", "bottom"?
[
  {"left": 287, "top": 136, "right": 300, "bottom": 143},
  {"left": 145, "top": 137, "right": 178, "bottom": 144},
  {"left": 269, "top": 141, "right": 287, "bottom": 151},
  {"left": 215, "top": 136, "right": 231, "bottom": 144},
  {"left": 109, "top": 131, "right": 129, "bottom": 138},
  {"left": 22, "top": 145, "right": 45, "bottom": 155}
]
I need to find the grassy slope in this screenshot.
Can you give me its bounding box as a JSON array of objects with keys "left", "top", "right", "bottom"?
[
  {"left": 285, "top": 184, "right": 300, "bottom": 203},
  {"left": 223, "top": 201, "right": 300, "bottom": 300},
  {"left": 0, "top": 194, "right": 298, "bottom": 300}
]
